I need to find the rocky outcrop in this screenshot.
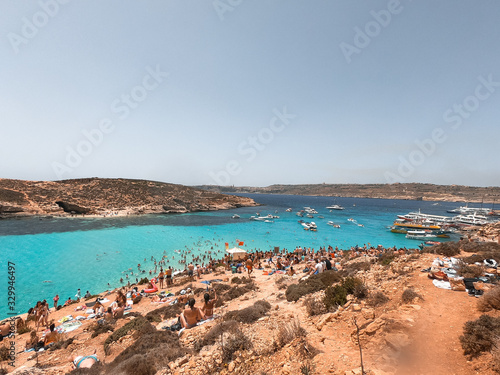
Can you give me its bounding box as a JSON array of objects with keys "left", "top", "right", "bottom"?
[
  {"left": 0, "top": 178, "right": 257, "bottom": 217},
  {"left": 196, "top": 183, "right": 500, "bottom": 203}
]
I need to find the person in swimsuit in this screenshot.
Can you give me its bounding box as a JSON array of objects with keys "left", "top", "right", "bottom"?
[
  {"left": 71, "top": 350, "right": 98, "bottom": 369},
  {"left": 166, "top": 266, "right": 173, "bottom": 286},
  {"left": 53, "top": 295, "right": 59, "bottom": 310},
  {"left": 201, "top": 291, "right": 217, "bottom": 319},
  {"left": 180, "top": 298, "right": 205, "bottom": 329},
  {"left": 158, "top": 268, "right": 165, "bottom": 289},
  {"left": 187, "top": 263, "right": 194, "bottom": 280},
  {"left": 246, "top": 258, "right": 253, "bottom": 276},
  {"left": 43, "top": 323, "right": 58, "bottom": 347}
]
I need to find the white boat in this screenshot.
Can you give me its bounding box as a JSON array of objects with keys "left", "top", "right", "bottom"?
[
  {"left": 326, "top": 204, "right": 344, "bottom": 210},
  {"left": 406, "top": 230, "right": 435, "bottom": 239},
  {"left": 304, "top": 207, "right": 318, "bottom": 214},
  {"left": 301, "top": 221, "right": 317, "bottom": 230},
  {"left": 232, "top": 214, "right": 240, "bottom": 219},
  {"left": 397, "top": 210, "right": 453, "bottom": 224},
  {"left": 306, "top": 214, "right": 314, "bottom": 218},
  {"left": 447, "top": 204, "right": 491, "bottom": 216},
  {"left": 285, "top": 208, "right": 292, "bottom": 212},
  {"left": 452, "top": 213, "right": 489, "bottom": 226}
]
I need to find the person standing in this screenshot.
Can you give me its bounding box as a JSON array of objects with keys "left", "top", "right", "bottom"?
[
  {"left": 75, "top": 289, "right": 81, "bottom": 302},
  {"left": 166, "top": 266, "right": 173, "bottom": 286},
  {"left": 53, "top": 295, "right": 59, "bottom": 310},
  {"left": 158, "top": 268, "right": 165, "bottom": 289}
]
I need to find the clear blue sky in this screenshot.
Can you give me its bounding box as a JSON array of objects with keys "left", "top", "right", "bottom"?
[{"left": 1, "top": 1, "right": 499, "bottom": 187}]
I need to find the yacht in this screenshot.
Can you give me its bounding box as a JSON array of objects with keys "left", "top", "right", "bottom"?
[{"left": 326, "top": 204, "right": 344, "bottom": 210}]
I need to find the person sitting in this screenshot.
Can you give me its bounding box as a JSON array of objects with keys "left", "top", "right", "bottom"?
[
  {"left": 179, "top": 298, "right": 205, "bottom": 329},
  {"left": 84, "top": 291, "right": 92, "bottom": 299},
  {"left": 25, "top": 331, "right": 43, "bottom": 351},
  {"left": 63, "top": 297, "right": 73, "bottom": 307},
  {"left": 103, "top": 307, "right": 114, "bottom": 323},
  {"left": 286, "top": 266, "right": 296, "bottom": 276},
  {"left": 43, "top": 323, "right": 58, "bottom": 347},
  {"left": 93, "top": 301, "right": 104, "bottom": 316},
  {"left": 177, "top": 290, "right": 189, "bottom": 305},
  {"left": 201, "top": 291, "right": 217, "bottom": 319},
  {"left": 113, "top": 302, "right": 125, "bottom": 319},
  {"left": 70, "top": 350, "right": 99, "bottom": 369},
  {"left": 0, "top": 322, "right": 11, "bottom": 342}
]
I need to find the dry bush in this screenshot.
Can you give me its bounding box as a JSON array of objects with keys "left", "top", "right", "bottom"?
[
  {"left": 422, "top": 242, "right": 461, "bottom": 256},
  {"left": 104, "top": 316, "right": 149, "bottom": 353},
  {"left": 224, "top": 300, "right": 271, "bottom": 324},
  {"left": 90, "top": 322, "right": 114, "bottom": 338},
  {"left": 378, "top": 253, "right": 396, "bottom": 266},
  {"left": 0, "top": 346, "right": 9, "bottom": 361},
  {"left": 401, "top": 288, "right": 423, "bottom": 304},
  {"left": 303, "top": 294, "right": 327, "bottom": 317},
  {"left": 212, "top": 283, "right": 231, "bottom": 293},
  {"left": 285, "top": 270, "right": 343, "bottom": 302},
  {"left": 107, "top": 323, "right": 188, "bottom": 374},
  {"left": 194, "top": 320, "right": 240, "bottom": 351},
  {"left": 48, "top": 337, "right": 73, "bottom": 351},
  {"left": 460, "top": 315, "right": 500, "bottom": 357},
  {"left": 222, "top": 329, "right": 252, "bottom": 362},
  {"left": 456, "top": 261, "right": 485, "bottom": 278},
  {"left": 344, "top": 261, "right": 371, "bottom": 274},
  {"left": 477, "top": 286, "right": 500, "bottom": 312},
  {"left": 224, "top": 283, "right": 258, "bottom": 301},
  {"left": 367, "top": 291, "right": 390, "bottom": 307},
  {"left": 145, "top": 304, "right": 181, "bottom": 323},
  {"left": 275, "top": 276, "right": 287, "bottom": 290},
  {"left": 274, "top": 318, "right": 306, "bottom": 349}
]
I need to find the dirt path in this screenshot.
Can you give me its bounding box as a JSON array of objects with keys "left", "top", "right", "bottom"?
[{"left": 398, "top": 273, "right": 485, "bottom": 375}]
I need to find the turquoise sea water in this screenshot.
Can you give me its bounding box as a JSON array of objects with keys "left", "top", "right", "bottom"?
[{"left": 0, "top": 193, "right": 463, "bottom": 320}]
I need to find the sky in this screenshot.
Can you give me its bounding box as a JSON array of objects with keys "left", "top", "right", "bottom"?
[{"left": 1, "top": 0, "right": 499, "bottom": 187}]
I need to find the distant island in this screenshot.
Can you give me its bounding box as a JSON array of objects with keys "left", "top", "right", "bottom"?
[
  {"left": 195, "top": 183, "right": 500, "bottom": 204},
  {"left": 0, "top": 178, "right": 257, "bottom": 218}
]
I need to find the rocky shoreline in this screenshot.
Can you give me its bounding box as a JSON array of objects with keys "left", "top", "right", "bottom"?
[
  {"left": 196, "top": 182, "right": 500, "bottom": 204},
  {"left": 0, "top": 178, "right": 258, "bottom": 219}
]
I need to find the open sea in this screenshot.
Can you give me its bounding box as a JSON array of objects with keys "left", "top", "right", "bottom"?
[{"left": 0, "top": 193, "right": 466, "bottom": 320}]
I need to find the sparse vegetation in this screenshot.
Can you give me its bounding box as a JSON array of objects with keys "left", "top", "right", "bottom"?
[
  {"left": 367, "top": 291, "right": 390, "bottom": 307},
  {"left": 285, "top": 270, "right": 343, "bottom": 302},
  {"left": 0, "top": 346, "right": 9, "bottom": 361},
  {"left": 422, "top": 242, "right": 461, "bottom": 257},
  {"left": 90, "top": 322, "right": 114, "bottom": 338},
  {"left": 224, "top": 300, "right": 271, "bottom": 324},
  {"left": 460, "top": 315, "right": 500, "bottom": 357},
  {"left": 455, "top": 261, "right": 485, "bottom": 278},
  {"left": 477, "top": 286, "right": 500, "bottom": 312},
  {"left": 104, "top": 316, "right": 149, "bottom": 354},
  {"left": 274, "top": 318, "right": 306, "bottom": 349},
  {"left": 378, "top": 253, "right": 395, "bottom": 266},
  {"left": 145, "top": 304, "right": 181, "bottom": 323},
  {"left": 304, "top": 294, "right": 327, "bottom": 317},
  {"left": 401, "top": 288, "right": 423, "bottom": 304},
  {"left": 323, "top": 284, "right": 348, "bottom": 310}
]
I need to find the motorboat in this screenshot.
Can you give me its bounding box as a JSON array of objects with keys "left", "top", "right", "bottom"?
[
  {"left": 326, "top": 204, "right": 344, "bottom": 210},
  {"left": 406, "top": 230, "right": 436, "bottom": 239},
  {"left": 285, "top": 208, "right": 292, "bottom": 212},
  {"left": 232, "top": 214, "right": 240, "bottom": 219}
]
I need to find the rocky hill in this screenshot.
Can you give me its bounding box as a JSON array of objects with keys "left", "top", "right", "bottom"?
[
  {"left": 196, "top": 183, "right": 500, "bottom": 204},
  {"left": 0, "top": 178, "right": 257, "bottom": 217}
]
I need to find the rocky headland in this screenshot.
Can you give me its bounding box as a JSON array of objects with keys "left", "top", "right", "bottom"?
[
  {"left": 196, "top": 183, "right": 500, "bottom": 204},
  {"left": 0, "top": 178, "right": 257, "bottom": 218}
]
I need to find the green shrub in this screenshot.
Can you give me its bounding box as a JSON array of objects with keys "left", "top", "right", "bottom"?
[
  {"left": 323, "top": 285, "right": 347, "bottom": 310},
  {"left": 285, "top": 270, "right": 342, "bottom": 302}
]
